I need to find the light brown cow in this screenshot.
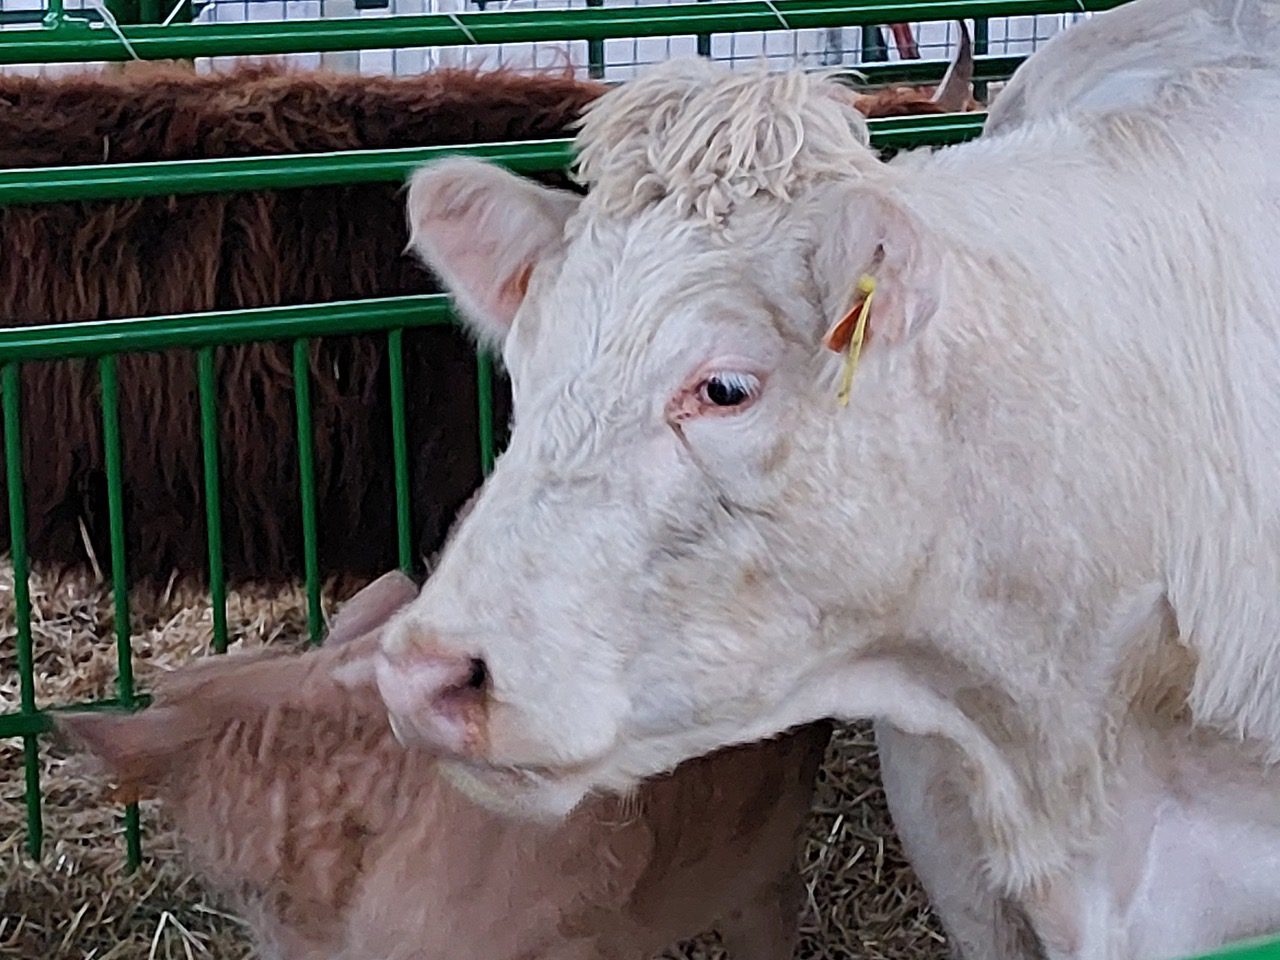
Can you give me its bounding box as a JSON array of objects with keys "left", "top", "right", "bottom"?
[{"left": 60, "top": 571, "right": 830, "bottom": 960}]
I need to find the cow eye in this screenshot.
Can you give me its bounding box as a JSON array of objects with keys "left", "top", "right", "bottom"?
[{"left": 698, "top": 372, "right": 760, "bottom": 409}]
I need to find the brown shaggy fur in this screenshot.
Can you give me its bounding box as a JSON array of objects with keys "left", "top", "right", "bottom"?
[
  {"left": 0, "top": 65, "right": 600, "bottom": 594},
  {"left": 0, "top": 63, "right": 973, "bottom": 595}
]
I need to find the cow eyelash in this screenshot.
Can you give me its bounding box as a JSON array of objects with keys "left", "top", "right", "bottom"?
[{"left": 696, "top": 372, "right": 761, "bottom": 410}]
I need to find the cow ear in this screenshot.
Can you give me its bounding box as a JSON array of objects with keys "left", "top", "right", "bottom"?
[
  {"left": 326, "top": 570, "right": 418, "bottom": 647},
  {"left": 808, "top": 182, "right": 942, "bottom": 352},
  {"left": 406, "top": 158, "right": 581, "bottom": 350},
  {"left": 57, "top": 707, "right": 190, "bottom": 790}
]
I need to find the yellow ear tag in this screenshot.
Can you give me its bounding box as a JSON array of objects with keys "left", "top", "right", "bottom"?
[{"left": 833, "top": 274, "right": 876, "bottom": 407}]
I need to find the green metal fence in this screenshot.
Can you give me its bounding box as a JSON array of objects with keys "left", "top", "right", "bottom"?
[
  {"left": 0, "top": 0, "right": 1128, "bottom": 64},
  {"left": 1, "top": 4, "right": 1278, "bottom": 959}
]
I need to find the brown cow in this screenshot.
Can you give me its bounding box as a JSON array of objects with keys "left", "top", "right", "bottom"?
[{"left": 0, "top": 64, "right": 598, "bottom": 595}]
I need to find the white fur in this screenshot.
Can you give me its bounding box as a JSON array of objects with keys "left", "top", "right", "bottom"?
[
  {"left": 393, "top": 6, "right": 1280, "bottom": 955},
  {"left": 405, "top": 157, "right": 580, "bottom": 347},
  {"left": 573, "top": 58, "right": 879, "bottom": 225},
  {"left": 880, "top": 719, "right": 1280, "bottom": 960},
  {"left": 987, "top": 0, "right": 1280, "bottom": 133}
]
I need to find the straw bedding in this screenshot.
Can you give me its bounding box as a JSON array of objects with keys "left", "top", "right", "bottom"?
[{"left": 0, "top": 561, "right": 945, "bottom": 959}]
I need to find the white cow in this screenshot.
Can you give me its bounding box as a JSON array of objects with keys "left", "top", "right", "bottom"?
[
  {"left": 378, "top": 3, "right": 1280, "bottom": 955},
  {"left": 883, "top": 3, "right": 1280, "bottom": 955},
  {"left": 987, "top": 0, "right": 1280, "bottom": 133}
]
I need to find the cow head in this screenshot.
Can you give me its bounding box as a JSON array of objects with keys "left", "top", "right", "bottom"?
[{"left": 380, "top": 59, "right": 951, "bottom": 818}]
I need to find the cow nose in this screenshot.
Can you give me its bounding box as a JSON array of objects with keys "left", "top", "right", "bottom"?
[{"left": 375, "top": 635, "right": 490, "bottom": 757}]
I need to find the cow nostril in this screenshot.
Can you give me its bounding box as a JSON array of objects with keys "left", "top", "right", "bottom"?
[{"left": 465, "top": 657, "right": 488, "bottom": 692}]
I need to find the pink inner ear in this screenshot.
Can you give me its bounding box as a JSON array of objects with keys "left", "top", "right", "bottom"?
[
  {"left": 823, "top": 288, "right": 876, "bottom": 355},
  {"left": 426, "top": 224, "right": 525, "bottom": 337},
  {"left": 495, "top": 261, "right": 535, "bottom": 319},
  {"left": 407, "top": 160, "right": 582, "bottom": 343},
  {"left": 505, "top": 263, "right": 534, "bottom": 301}
]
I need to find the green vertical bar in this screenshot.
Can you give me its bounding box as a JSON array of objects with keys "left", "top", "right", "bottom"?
[
  {"left": 104, "top": 0, "right": 140, "bottom": 24},
  {"left": 3, "top": 364, "right": 42, "bottom": 860},
  {"left": 135, "top": 0, "right": 192, "bottom": 28},
  {"left": 695, "top": 0, "right": 711, "bottom": 57},
  {"left": 292, "top": 339, "right": 323, "bottom": 646},
  {"left": 388, "top": 330, "right": 413, "bottom": 573},
  {"left": 973, "top": 17, "right": 990, "bottom": 102},
  {"left": 99, "top": 355, "right": 142, "bottom": 869},
  {"left": 476, "top": 353, "right": 495, "bottom": 477},
  {"left": 196, "top": 348, "right": 228, "bottom": 654},
  {"left": 41, "top": 0, "right": 65, "bottom": 27},
  {"left": 586, "top": 0, "right": 605, "bottom": 79},
  {"left": 861, "top": 23, "right": 887, "bottom": 62}
]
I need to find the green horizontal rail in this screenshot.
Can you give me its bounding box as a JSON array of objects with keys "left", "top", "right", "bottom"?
[
  {"left": 872, "top": 111, "right": 986, "bottom": 147},
  {"left": 0, "top": 113, "right": 984, "bottom": 207},
  {"left": 0, "top": 294, "right": 452, "bottom": 362},
  {"left": 849, "top": 52, "right": 1025, "bottom": 86},
  {"left": 0, "top": 9, "right": 102, "bottom": 24},
  {"left": 0, "top": 0, "right": 1128, "bottom": 64},
  {"left": 1189, "top": 937, "right": 1280, "bottom": 960},
  {"left": 0, "top": 694, "right": 153, "bottom": 739},
  {"left": 0, "top": 140, "right": 572, "bottom": 206}
]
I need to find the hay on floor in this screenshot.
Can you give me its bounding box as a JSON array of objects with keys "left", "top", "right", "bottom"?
[{"left": 0, "top": 562, "right": 945, "bottom": 959}]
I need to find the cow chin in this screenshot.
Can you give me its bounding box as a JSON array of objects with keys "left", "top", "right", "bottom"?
[{"left": 438, "top": 758, "right": 592, "bottom": 822}]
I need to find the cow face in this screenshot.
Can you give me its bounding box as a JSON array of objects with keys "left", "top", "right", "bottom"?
[{"left": 379, "top": 61, "right": 947, "bottom": 818}]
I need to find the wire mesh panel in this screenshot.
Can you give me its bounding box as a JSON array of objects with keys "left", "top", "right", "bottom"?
[
  {"left": 185, "top": 0, "right": 1088, "bottom": 78},
  {"left": 205, "top": 6, "right": 1088, "bottom": 79},
  {"left": 0, "top": 0, "right": 1090, "bottom": 79}
]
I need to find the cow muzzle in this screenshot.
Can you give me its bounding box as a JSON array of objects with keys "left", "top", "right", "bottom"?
[{"left": 375, "top": 632, "right": 490, "bottom": 758}]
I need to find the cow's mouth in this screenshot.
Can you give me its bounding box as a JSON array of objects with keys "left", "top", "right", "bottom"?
[{"left": 437, "top": 756, "right": 597, "bottom": 821}]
